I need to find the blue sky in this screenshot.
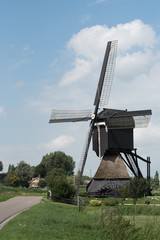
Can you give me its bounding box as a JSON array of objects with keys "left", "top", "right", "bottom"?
[{"left": 1, "top": 0, "right": 160, "bottom": 177}]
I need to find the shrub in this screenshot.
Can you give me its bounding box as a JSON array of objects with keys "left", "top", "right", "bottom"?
[
  {"left": 46, "top": 168, "right": 76, "bottom": 200},
  {"left": 90, "top": 200, "right": 101, "bottom": 206},
  {"left": 103, "top": 216, "right": 141, "bottom": 240},
  {"left": 83, "top": 200, "right": 90, "bottom": 206},
  {"left": 109, "top": 199, "right": 118, "bottom": 206},
  {"left": 104, "top": 201, "right": 110, "bottom": 206},
  {"left": 38, "top": 179, "right": 47, "bottom": 188},
  {"left": 152, "top": 188, "right": 160, "bottom": 196}
]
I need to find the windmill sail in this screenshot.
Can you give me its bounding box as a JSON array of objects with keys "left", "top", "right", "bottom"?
[
  {"left": 97, "top": 109, "right": 152, "bottom": 129},
  {"left": 49, "top": 109, "right": 92, "bottom": 123},
  {"left": 94, "top": 40, "right": 118, "bottom": 108}
]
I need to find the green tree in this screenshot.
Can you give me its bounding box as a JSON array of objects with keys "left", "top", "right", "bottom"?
[
  {"left": 8, "top": 164, "right": 15, "bottom": 172},
  {"left": 118, "top": 184, "right": 130, "bottom": 205},
  {"left": 0, "top": 161, "right": 3, "bottom": 171},
  {"left": 46, "top": 168, "right": 76, "bottom": 199},
  {"left": 15, "top": 161, "right": 33, "bottom": 187},
  {"left": 40, "top": 151, "right": 75, "bottom": 177},
  {"left": 129, "top": 177, "right": 149, "bottom": 205},
  {"left": 34, "top": 162, "right": 47, "bottom": 178},
  {"left": 5, "top": 171, "right": 20, "bottom": 187},
  {"left": 38, "top": 179, "right": 47, "bottom": 188},
  {"left": 151, "top": 171, "right": 159, "bottom": 190}
]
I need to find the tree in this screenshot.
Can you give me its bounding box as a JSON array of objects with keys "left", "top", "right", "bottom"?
[
  {"left": 38, "top": 179, "right": 47, "bottom": 188},
  {"left": 5, "top": 171, "right": 20, "bottom": 187},
  {"left": 38, "top": 151, "right": 75, "bottom": 177},
  {"left": 46, "top": 168, "right": 76, "bottom": 199},
  {"left": 151, "top": 171, "right": 159, "bottom": 190},
  {"left": 15, "top": 161, "right": 33, "bottom": 187},
  {"left": 129, "top": 177, "right": 150, "bottom": 205},
  {"left": 118, "top": 184, "right": 130, "bottom": 205},
  {"left": 34, "top": 162, "right": 47, "bottom": 178},
  {"left": 8, "top": 164, "right": 15, "bottom": 172},
  {"left": 0, "top": 161, "right": 3, "bottom": 172}
]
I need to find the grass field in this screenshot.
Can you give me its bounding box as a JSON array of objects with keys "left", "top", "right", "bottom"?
[
  {"left": 1, "top": 198, "right": 160, "bottom": 240},
  {"left": 0, "top": 186, "right": 46, "bottom": 202}
]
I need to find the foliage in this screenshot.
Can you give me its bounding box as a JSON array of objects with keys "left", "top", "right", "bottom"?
[
  {"left": 34, "top": 162, "right": 47, "bottom": 178},
  {"left": 38, "top": 179, "right": 47, "bottom": 188},
  {"left": 8, "top": 175, "right": 20, "bottom": 187},
  {"left": 108, "top": 199, "right": 118, "bottom": 206},
  {"left": 151, "top": 188, "right": 160, "bottom": 196},
  {"left": 150, "top": 171, "right": 159, "bottom": 190},
  {"left": 0, "top": 161, "right": 3, "bottom": 171},
  {"left": 8, "top": 164, "right": 16, "bottom": 172},
  {"left": 0, "top": 186, "right": 46, "bottom": 194},
  {"left": 103, "top": 200, "right": 118, "bottom": 207},
  {"left": 74, "top": 171, "right": 84, "bottom": 185},
  {"left": 46, "top": 168, "right": 76, "bottom": 199},
  {"left": 90, "top": 200, "right": 101, "bottom": 206},
  {"left": 35, "top": 151, "right": 75, "bottom": 178},
  {"left": 129, "top": 177, "right": 150, "bottom": 204},
  {"left": 102, "top": 215, "right": 141, "bottom": 240},
  {"left": 104, "top": 201, "right": 110, "bottom": 206},
  {"left": 4, "top": 171, "right": 20, "bottom": 187},
  {"left": 118, "top": 184, "right": 130, "bottom": 204},
  {"left": 15, "top": 161, "right": 33, "bottom": 187}
]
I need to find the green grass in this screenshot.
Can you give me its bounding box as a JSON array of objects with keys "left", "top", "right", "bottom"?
[
  {"left": 0, "top": 186, "right": 47, "bottom": 202},
  {"left": 0, "top": 199, "right": 139, "bottom": 240},
  {"left": 1, "top": 199, "right": 160, "bottom": 239},
  {"left": 0, "top": 186, "right": 46, "bottom": 194}
]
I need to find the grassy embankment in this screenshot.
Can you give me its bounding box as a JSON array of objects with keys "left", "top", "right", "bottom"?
[
  {"left": 0, "top": 186, "right": 46, "bottom": 202},
  {"left": 1, "top": 197, "right": 160, "bottom": 239}
]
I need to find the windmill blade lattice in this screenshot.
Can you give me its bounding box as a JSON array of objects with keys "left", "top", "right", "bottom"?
[
  {"left": 99, "top": 40, "right": 118, "bottom": 108},
  {"left": 94, "top": 40, "right": 118, "bottom": 108},
  {"left": 76, "top": 123, "right": 94, "bottom": 196},
  {"left": 49, "top": 109, "right": 92, "bottom": 123}
]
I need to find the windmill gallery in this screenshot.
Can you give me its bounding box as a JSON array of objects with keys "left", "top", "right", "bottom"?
[{"left": 49, "top": 41, "right": 152, "bottom": 197}]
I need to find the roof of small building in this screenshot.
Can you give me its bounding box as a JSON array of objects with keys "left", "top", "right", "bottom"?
[{"left": 93, "top": 153, "right": 130, "bottom": 179}]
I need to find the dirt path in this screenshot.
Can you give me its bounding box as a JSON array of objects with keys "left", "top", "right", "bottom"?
[{"left": 0, "top": 196, "right": 43, "bottom": 229}]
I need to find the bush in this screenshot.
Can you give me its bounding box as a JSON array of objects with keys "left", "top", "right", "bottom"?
[
  {"left": 104, "top": 201, "right": 110, "bottom": 206},
  {"left": 46, "top": 168, "right": 76, "bottom": 200},
  {"left": 103, "top": 216, "right": 141, "bottom": 240},
  {"left": 152, "top": 188, "right": 160, "bottom": 196},
  {"left": 90, "top": 200, "right": 101, "bottom": 206},
  {"left": 83, "top": 200, "right": 90, "bottom": 206},
  {"left": 109, "top": 199, "right": 118, "bottom": 206}
]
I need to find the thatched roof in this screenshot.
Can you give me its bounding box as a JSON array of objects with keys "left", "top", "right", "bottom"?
[{"left": 93, "top": 153, "right": 130, "bottom": 179}]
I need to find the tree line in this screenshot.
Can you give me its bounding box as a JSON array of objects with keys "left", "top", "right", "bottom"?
[{"left": 1, "top": 151, "right": 75, "bottom": 191}]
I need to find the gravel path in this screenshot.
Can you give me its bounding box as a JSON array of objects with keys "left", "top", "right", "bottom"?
[{"left": 0, "top": 196, "right": 43, "bottom": 229}]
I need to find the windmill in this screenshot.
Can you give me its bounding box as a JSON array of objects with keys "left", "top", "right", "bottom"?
[{"left": 49, "top": 40, "right": 152, "bottom": 197}]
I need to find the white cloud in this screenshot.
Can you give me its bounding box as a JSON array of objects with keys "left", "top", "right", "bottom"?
[
  {"left": 58, "top": 20, "right": 157, "bottom": 89},
  {"left": 0, "top": 107, "right": 6, "bottom": 116},
  {"left": 135, "top": 123, "right": 160, "bottom": 146},
  {"left": 38, "top": 135, "right": 75, "bottom": 151},
  {"left": 60, "top": 58, "right": 92, "bottom": 86}
]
